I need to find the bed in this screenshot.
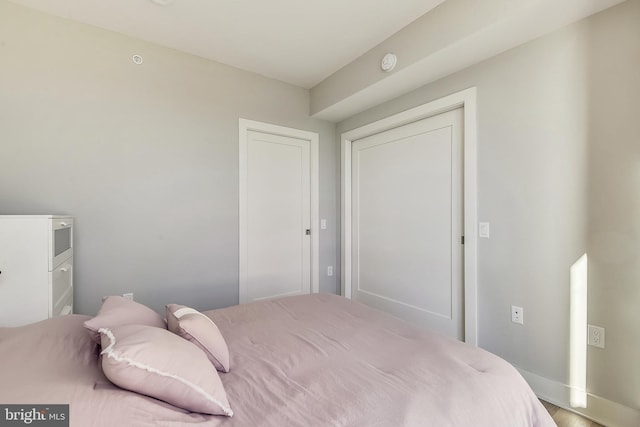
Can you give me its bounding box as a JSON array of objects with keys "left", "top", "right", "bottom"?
[{"left": 0, "top": 293, "right": 555, "bottom": 426}]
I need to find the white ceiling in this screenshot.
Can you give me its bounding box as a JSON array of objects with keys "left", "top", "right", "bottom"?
[
  {"left": 312, "top": 0, "right": 626, "bottom": 121},
  {"left": 7, "top": 0, "right": 627, "bottom": 121},
  {"left": 7, "top": 0, "right": 445, "bottom": 88}
]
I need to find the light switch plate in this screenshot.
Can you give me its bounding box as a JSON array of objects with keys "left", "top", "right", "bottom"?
[{"left": 479, "top": 222, "right": 490, "bottom": 238}]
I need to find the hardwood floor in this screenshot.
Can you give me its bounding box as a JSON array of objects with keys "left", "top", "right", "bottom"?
[{"left": 541, "top": 400, "right": 605, "bottom": 427}]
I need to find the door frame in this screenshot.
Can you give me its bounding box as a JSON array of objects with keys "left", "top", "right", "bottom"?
[
  {"left": 239, "top": 118, "right": 320, "bottom": 303},
  {"left": 340, "top": 88, "right": 478, "bottom": 345}
]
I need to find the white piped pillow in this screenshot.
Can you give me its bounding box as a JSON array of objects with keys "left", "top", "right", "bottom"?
[
  {"left": 166, "top": 304, "right": 230, "bottom": 373},
  {"left": 84, "top": 296, "right": 165, "bottom": 343},
  {"left": 99, "top": 324, "right": 233, "bottom": 416}
]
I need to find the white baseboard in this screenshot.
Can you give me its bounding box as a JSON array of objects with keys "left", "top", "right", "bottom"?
[{"left": 518, "top": 368, "right": 640, "bottom": 427}]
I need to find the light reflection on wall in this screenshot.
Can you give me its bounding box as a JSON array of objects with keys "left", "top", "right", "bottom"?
[{"left": 569, "top": 253, "right": 588, "bottom": 408}]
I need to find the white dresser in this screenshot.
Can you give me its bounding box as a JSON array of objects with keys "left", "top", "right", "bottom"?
[{"left": 0, "top": 215, "right": 74, "bottom": 326}]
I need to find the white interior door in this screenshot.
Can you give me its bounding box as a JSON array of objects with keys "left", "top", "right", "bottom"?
[
  {"left": 240, "top": 130, "right": 311, "bottom": 303},
  {"left": 351, "top": 108, "right": 464, "bottom": 339}
]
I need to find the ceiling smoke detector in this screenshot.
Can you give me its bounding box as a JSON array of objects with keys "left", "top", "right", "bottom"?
[{"left": 380, "top": 53, "right": 397, "bottom": 72}]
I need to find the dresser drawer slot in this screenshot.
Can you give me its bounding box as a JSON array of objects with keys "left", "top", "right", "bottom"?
[
  {"left": 52, "top": 258, "right": 73, "bottom": 316},
  {"left": 53, "top": 290, "right": 73, "bottom": 317}
]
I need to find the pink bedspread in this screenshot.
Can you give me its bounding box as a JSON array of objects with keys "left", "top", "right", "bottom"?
[{"left": 0, "top": 294, "right": 555, "bottom": 426}]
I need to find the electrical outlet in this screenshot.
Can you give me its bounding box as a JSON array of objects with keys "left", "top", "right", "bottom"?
[
  {"left": 327, "top": 266, "right": 333, "bottom": 276},
  {"left": 123, "top": 293, "right": 134, "bottom": 301},
  {"left": 511, "top": 305, "right": 524, "bottom": 325},
  {"left": 588, "top": 324, "right": 605, "bottom": 348}
]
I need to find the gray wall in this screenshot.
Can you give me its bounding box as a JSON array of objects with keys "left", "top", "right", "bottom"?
[
  {"left": 337, "top": 0, "right": 639, "bottom": 415},
  {"left": 0, "top": 1, "right": 338, "bottom": 315}
]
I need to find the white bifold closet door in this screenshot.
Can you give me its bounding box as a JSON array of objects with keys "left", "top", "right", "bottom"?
[{"left": 351, "top": 108, "right": 464, "bottom": 340}]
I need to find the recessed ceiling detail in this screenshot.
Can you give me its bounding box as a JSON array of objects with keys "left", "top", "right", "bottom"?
[{"left": 6, "top": 0, "right": 445, "bottom": 88}]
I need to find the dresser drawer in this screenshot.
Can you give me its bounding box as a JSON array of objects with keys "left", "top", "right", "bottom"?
[
  {"left": 51, "top": 217, "right": 73, "bottom": 270},
  {"left": 53, "top": 290, "right": 73, "bottom": 317},
  {"left": 0, "top": 215, "right": 74, "bottom": 326},
  {"left": 52, "top": 257, "right": 73, "bottom": 316}
]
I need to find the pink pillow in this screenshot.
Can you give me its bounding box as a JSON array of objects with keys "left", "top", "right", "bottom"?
[
  {"left": 99, "top": 324, "right": 233, "bottom": 416},
  {"left": 166, "top": 304, "right": 230, "bottom": 373},
  {"left": 84, "top": 296, "right": 165, "bottom": 343}
]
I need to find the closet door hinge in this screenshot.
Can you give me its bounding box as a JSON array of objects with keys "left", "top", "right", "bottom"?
[{"left": 461, "top": 236, "right": 465, "bottom": 245}]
